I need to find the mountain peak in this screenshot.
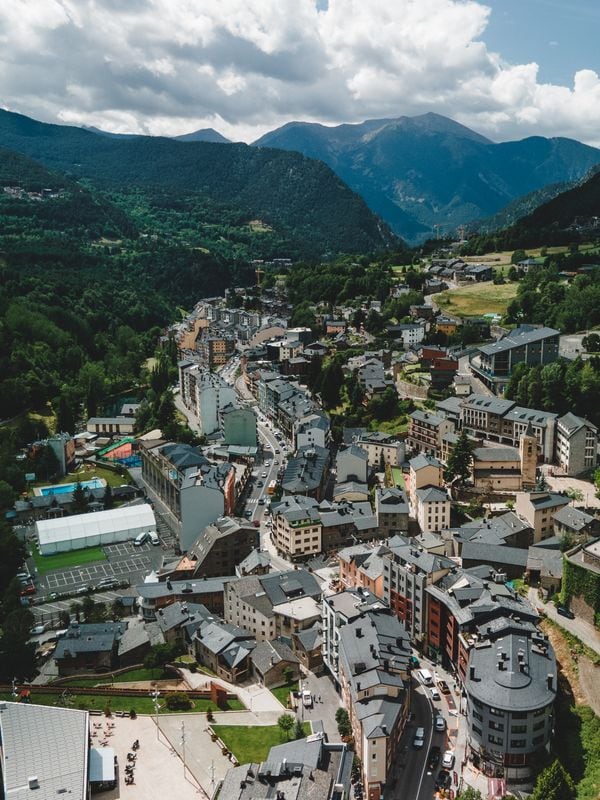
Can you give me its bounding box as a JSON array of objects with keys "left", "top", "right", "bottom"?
[{"left": 174, "top": 128, "right": 231, "bottom": 144}]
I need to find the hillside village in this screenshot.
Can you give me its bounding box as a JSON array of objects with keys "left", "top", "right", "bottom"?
[{"left": 5, "top": 251, "right": 600, "bottom": 800}]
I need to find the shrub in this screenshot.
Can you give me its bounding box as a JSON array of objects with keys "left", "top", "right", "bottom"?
[
  {"left": 130, "top": 708, "right": 137, "bottom": 719},
  {"left": 165, "top": 691, "right": 192, "bottom": 711}
]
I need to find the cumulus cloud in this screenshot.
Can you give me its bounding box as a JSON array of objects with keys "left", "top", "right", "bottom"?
[{"left": 0, "top": 0, "right": 599, "bottom": 144}]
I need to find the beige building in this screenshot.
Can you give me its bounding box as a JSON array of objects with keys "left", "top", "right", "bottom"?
[
  {"left": 415, "top": 486, "right": 451, "bottom": 534},
  {"left": 408, "top": 454, "right": 444, "bottom": 513},
  {"left": 407, "top": 410, "right": 454, "bottom": 458},
  {"left": 515, "top": 491, "right": 569, "bottom": 543}
]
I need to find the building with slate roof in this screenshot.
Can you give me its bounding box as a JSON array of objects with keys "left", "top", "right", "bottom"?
[
  {"left": 250, "top": 638, "right": 300, "bottom": 687},
  {"left": 236, "top": 548, "right": 271, "bottom": 577},
  {"left": 140, "top": 440, "right": 245, "bottom": 550},
  {"left": 54, "top": 621, "right": 125, "bottom": 676},
  {"left": 382, "top": 535, "right": 455, "bottom": 644},
  {"left": 465, "top": 626, "right": 556, "bottom": 782},
  {"left": 407, "top": 409, "right": 455, "bottom": 459},
  {"left": 338, "top": 544, "right": 389, "bottom": 598},
  {"left": 470, "top": 325, "right": 560, "bottom": 394},
  {"left": 374, "top": 488, "right": 409, "bottom": 534},
  {"left": 415, "top": 486, "right": 451, "bottom": 534},
  {"left": 0, "top": 702, "right": 89, "bottom": 800},
  {"left": 460, "top": 542, "right": 529, "bottom": 578},
  {"left": 281, "top": 445, "right": 330, "bottom": 500},
  {"left": 515, "top": 492, "right": 569, "bottom": 543},
  {"left": 218, "top": 735, "right": 352, "bottom": 800},
  {"left": 224, "top": 569, "right": 322, "bottom": 641},
  {"left": 337, "top": 609, "right": 410, "bottom": 800},
  {"left": 336, "top": 444, "right": 368, "bottom": 484},
  {"left": 185, "top": 516, "right": 259, "bottom": 579},
  {"left": 292, "top": 623, "right": 323, "bottom": 673},
  {"left": 552, "top": 505, "right": 599, "bottom": 542},
  {"left": 136, "top": 575, "right": 233, "bottom": 620},
  {"left": 192, "top": 613, "right": 256, "bottom": 682},
  {"left": 556, "top": 412, "right": 598, "bottom": 475}
]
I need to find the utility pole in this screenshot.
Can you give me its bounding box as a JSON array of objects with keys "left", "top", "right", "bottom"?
[
  {"left": 181, "top": 721, "right": 187, "bottom": 779},
  {"left": 210, "top": 760, "right": 215, "bottom": 795},
  {"left": 150, "top": 688, "right": 161, "bottom": 739}
]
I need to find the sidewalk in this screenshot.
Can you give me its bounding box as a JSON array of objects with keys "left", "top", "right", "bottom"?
[{"left": 181, "top": 668, "right": 286, "bottom": 716}]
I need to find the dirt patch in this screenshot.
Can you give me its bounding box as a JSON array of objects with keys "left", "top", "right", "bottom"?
[
  {"left": 540, "top": 621, "right": 594, "bottom": 708},
  {"left": 578, "top": 658, "right": 600, "bottom": 717},
  {"left": 116, "top": 680, "right": 189, "bottom": 691}
]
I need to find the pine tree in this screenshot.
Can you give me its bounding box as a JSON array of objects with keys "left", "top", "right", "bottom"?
[
  {"left": 72, "top": 481, "right": 90, "bottom": 514},
  {"left": 103, "top": 484, "right": 114, "bottom": 510},
  {"left": 530, "top": 760, "right": 575, "bottom": 800},
  {"left": 444, "top": 429, "right": 475, "bottom": 485}
]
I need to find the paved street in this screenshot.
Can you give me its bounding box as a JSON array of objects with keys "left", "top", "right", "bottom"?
[
  {"left": 296, "top": 670, "right": 342, "bottom": 742},
  {"left": 527, "top": 587, "right": 600, "bottom": 656}
]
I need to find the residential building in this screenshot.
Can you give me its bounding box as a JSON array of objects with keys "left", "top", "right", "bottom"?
[
  {"left": 338, "top": 544, "right": 389, "bottom": 598},
  {"left": 292, "top": 624, "right": 323, "bottom": 673},
  {"left": 250, "top": 638, "right": 300, "bottom": 687},
  {"left": 555, "top": 413, "right": 598, "bottom": 476},
  {"left": 408, "top": 454, "right": 444, "bottom": 512},
  {"left": 469, "top": 325, "right": 560, "bottom": 395},
  {"left": 218, "top": 735, "right": 353, "bottom": 800},
  {"left": 136, "top": 575, "right": 232, "bottom": 620},
  {"left": 562, "top": 538, "right": 600, "bottom": 623},
  {"left": 460, "top": 541, "right": 529, "bottom": 579},
  {"left": 53, "top": 622, "right": 124, "bottom": 676},
  {"left": 336, "top": 444, "right": 369, "bottom": 484},
  {"left": 375, "top": 488, "right": 409, "bottom": 534},
  {"left": 296, "top": 412, "right": 330, "bottom": 450},
  {"left": 415, "top": 486, "right": 451, "bottom": 534},
  {"left": 465, "top": 628, "right": 556, "bottom": 782},
  {"left": 383, "top": 535, "right": 455, "bottom": 644},
  {"left": 553, "top": 506, "right": 599, "bottom": 543},
  {"left": 515, "top": 491, "right": 570, "bottom": 543},
  {"left": 281, "top": 445, "right": 330, "bottom": 499},
  {"left": 222, "top": 406, "right": 257, "bottom": 447},
  {"left": 386, "top": 322, "right": 426, "bottom": 349},
  {"left": 355, "top": 431, "right": 405, "bottom": 468},
  {"left": 224, "top": 569, "right": 322, "bottom": 641},
  {"left": 185, "top": 517, "right": 259, "bottom": 579},
  {"left": 236, "top": 548, "right": 271, "bottom": 577},
  {"left": 192, "top": 616, "right": 256, "bottom": 683},
  {"left": 196, "top": 333, "right": 236, "bottom": 369},
  {"left": 322, "top": 588, "right": 386, "bottom": 680},
  {"left": 272, "top": 495, "right": 323, "bottom": 559},
  {"left": 179, "top": 364, "right": 238, "bottom": 436},
  {"left": 337, "top": 609, "right": 411, "bottom": 800},
  {"left": 407, "top": 409, "right": 455, "bottom": 458},
  {"left": 140, "top": 441, "right": 242, "bottom": 551},
  {"left": 319, "top": 499, "right": 379, "bottom": 552},
  {"left": 46, "top": 432, "right": 76, "bottom": 477}
]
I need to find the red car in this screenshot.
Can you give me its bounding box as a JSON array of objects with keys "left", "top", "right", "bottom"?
[
  {"left": 19, "top": 582, "right": 36, "bottom": 596},
  {"left": 253, "top": 519, "right": 260, "bottom": 528}
]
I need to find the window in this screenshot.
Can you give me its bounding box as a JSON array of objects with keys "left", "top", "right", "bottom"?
[
  {"left": 472, "top": 724, "right": 482, "bottom": 735},
  {"left": 511, "top": 725, "right": 527, "bottom": 734},
  {"left": 372, "top": 753, "right": 377, "bottom": 760},
  {"left": 489, "top": 707, "right": 504, "bottom": 717},
  {"left": 489, "top": 721, "right": 504, "bottom": 732},
  {"left": 533, "top": 734, "right": 545, "bottom": 746},
  {"left": 533, "top": 720, "right": 545, "bottom": 731},
  {"left": 473, "top": 710, "right": 483, "bottom": 722},
  {"left": 488, "top": 735, "right": 503, "bottom": 746},
  {"left": 511, "top": 711, "right": 527, "bottom": 720},
  {"left": 510, "top": 739, "right": 526, "bottom": 749}
]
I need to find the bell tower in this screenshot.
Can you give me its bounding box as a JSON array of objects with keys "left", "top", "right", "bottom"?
[{"left": 519, "top": 422, "right": 538, "bottom": 489}]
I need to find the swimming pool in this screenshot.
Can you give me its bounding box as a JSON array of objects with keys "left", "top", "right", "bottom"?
[{"left": 37, "top": 478, "right": 106, "bottom": 496}]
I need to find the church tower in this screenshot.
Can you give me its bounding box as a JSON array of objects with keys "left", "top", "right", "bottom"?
[{"left": 519, "top": 422, "right": 538, "bottom": 489}]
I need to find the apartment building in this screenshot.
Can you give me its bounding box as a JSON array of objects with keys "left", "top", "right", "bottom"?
[
  {"left": 415, "top": 486, "right": 451, "bottom": 534},
  {"left": 338, "top": 544, "right": 389, "bottom": 598},
  {"left": 555, "top": 413, "right": 598, "bottom": 476},
  {"left": 375, "top": 487, "right": 409, "bottom": 534},
  {"left": 407, "top": 409, "right": 455, "bottom": 459},
  {"left": 271, "top": 495, "right": 323, "bottom": 559},
  {"left": 469, "top": 325, "right": 560, "bottom": 395},
  {"left": 185, "top": 517, "right": 259, "bottom": 579},
  {"left": 321, "top": 588, "right": 385, "bottom": 679},
  {"left": 515, "top": 491, "right": 569, "bottom": 544}
]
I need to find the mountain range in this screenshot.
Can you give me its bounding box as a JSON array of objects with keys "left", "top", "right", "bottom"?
[
  {"left": 253, "top": 113, "right": 600, "bottom": 242},
  {"left": 0, "top": 109, "right": 397, "bottom": 259}
]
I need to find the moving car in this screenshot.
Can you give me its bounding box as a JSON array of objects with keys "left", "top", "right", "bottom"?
[
  {"left": 442, "top": 751, "right": 455, "bottom": 769},
  {"left": 413, "top": 727, "right": 425, "bottom": 748},
  {"left": 430, "top": 686, "right": 441, "bottom": 701},
  {"left": 417, "top": 669, "right": 433, "bottom": 686}
]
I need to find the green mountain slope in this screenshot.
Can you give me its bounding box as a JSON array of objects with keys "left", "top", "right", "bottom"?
[
  {"left": 254, "top": 113, "right": 600, "bottom": 242},
  {"left": 0, "top": 109, "right": 399, "bottom": 258}
]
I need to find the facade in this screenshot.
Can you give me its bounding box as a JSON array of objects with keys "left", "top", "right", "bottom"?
[
  {"left": 375, "top": 488, "right": 409, "bottom": 534},
  {"left": 383, "top": 535, "right": 454, "bottom": 644},
  {"left": 465, "top": 629, "right": 556, "bottom": 782},
  {"left": 415, "top": 486, "right": 451, "bottom": 534},
  {"left": 338, "top": 544, "right": 389, "bottom": 598},
  {"left": 222, "top": 406, "right": 258, "bottom": 447},
  {"left": 54, "top": 622, "right": 124, "bottom": 675},
  {"left": 515, "top": 491, "right": 569, "bottom": 544},
  {"left": 86, "top": 416, "right": 135, "bottom": 436},
  {"left": 408, "top": 454, "right": 444, "bottom": 513},
  {"left": 336, "top": 444, "right": 369, "bottom": 483},
  {"left": 136, "top": 576, "right": 232, "bottom": 620},
  {"left": 555, "top": 413, "right": 597, "bottom": 476},
  {"left": 140, "top": 441, "right": 240, "bottom": 551},
  {"left": 470, "top": 325, "right": 560, "bottom": 395},
  {"left": 186, "top": 517, "right": 259, "bottom": 578},
  {"left": 407, "top": 410, "right": 454, "bottom": 458},
  {"left": 272, "top": 495, "right": 323, "bottom": 559},
  {"left": 322, "top": 588, "right": 386, "bottom": 680}
]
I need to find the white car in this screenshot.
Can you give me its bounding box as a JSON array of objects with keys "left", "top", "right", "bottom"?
[
  {"left": 302, "top": 690, "right": 313, "bottom": 708},
  {"left": 29, "top": 624, "right": 47, "bottom": 636},
  {"left": 442, "top": 751, "right": 455, "bottom": 769},
  {"left": 413, "top": 727, "right": 425, "bottom": 748},
  {"left": 430, "top": 687, "right": 441, "bottom": 701},
  {"left": 434, "top": 715, "right": 446, "bottom": 732}
]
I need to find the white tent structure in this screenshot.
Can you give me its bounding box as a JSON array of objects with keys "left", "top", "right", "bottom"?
[{"left": 36, "top": 504, "right": 156, "bottom": 554}]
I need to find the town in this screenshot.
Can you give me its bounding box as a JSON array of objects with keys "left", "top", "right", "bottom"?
[{"left": 4, "top": 250, "right": 600, "bottom": 800}]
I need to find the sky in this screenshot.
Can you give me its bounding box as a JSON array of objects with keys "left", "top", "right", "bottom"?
[{"left": 1, "top": 0, "right": 600, "bottom": 145}]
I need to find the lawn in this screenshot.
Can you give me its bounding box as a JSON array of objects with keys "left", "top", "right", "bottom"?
[
  {"left": 31, "top": 544, "right": 107, "bottom": 575},
  {"left": 61, "top": 667, "right": 173, "bottom": 686},
  {"left": 3, "top": 692, "right": 244, "bottom": 714},
  {"left": 212, "top": 723, "right": 311, "bottom": 763},
  {"left": 270, "top": 682, "right": 298, "bottom": 707},
  {"left": 33, "top": 463, "right": 132, "bottom": 490},
  {"left": 390, "top": 467, "right": 405, "bottom": 489},
  {"left": 435, "top": 281, "right": 518, "bottom": 318}
]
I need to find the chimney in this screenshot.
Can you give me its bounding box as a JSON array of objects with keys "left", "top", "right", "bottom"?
[
  {"left": 28, "top": 777, "right": 39, "bottom": 790},
  {"left": 469, "top": 666, "right": 475, "bottom": 681},
  {"left": 547, "top": 674, "right": 554, "bottom": 691},
  {"left": 498, "top": 660, "right": 504, "bottom": 671}
]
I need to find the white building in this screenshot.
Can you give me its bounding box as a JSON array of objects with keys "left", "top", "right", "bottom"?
[
  {"left": 415, "top": 486, "right": 451, "bottom": 534},
  {"left": 36, "top": 504, "right": 156, "bottom": 554}
]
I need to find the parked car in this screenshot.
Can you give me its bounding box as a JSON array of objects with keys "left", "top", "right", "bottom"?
[
  {"left": 438, "top": 679, "right": 451, "bottom": 694},
  {"left": 302, "top": 690, "right": 313, "bottom": 708},
  {"left": 427, "top": 746, "right": 441, "bottom": 771},
  {"left": 75, "top": 585, "right": 91, "bottom": 595},
  {"left": 557, "top": 606, "right": 575, "bottom": 620},
  {"left": 435, "top": 770, "right": 451, "bottom": 791},
  {"left": 442, "top": 751, "right": 455, "bottom": 769},
  {"left": 434, "top": 715, "right": 446, "bottom": 732},
  {"left": 133, "top": 531, "right": 149, "bottom": 547},
  {"left": 417, "top": 668, "right": 433, "bottom": 686},
  {"left": 253, "top": 519, "right": 260, "bottom": 528},
  {"left": 413, "top": 727, "right": 425, "bottom": 748},
  {"left": 29, "top": 623, "right": 47, "bottom": 636},
  {"left": 19, "top": 582, "right": 36, "bottom": 597},
  {"left": 430, "top": 686, "right": 441, "bottom": 701},
  {"left": 94, "top": 578, "right": 119, "bottom": 591},
  {"left": 149, "top": 531, "right": 160, "bottom": 546}
]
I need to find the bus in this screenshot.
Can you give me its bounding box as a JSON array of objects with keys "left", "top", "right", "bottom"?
[{"left": 267, "top": 480, "right": 277, "bottom": 496}]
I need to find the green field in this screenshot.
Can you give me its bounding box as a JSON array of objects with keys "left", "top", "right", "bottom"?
[
  {"left": 4, "top": 692, "right": 244, "bottom": 714},
  {"left": 33, "top": 463, "right": 131, "bottom": 490},
  {"left": 31, "top": 545, "right": 107, "bottom": 575},
  {"left": 390, "top": 467, "right": 405, "bottom": 489},
  {"left": 435, "top": 282, "right": 518, "bottom": 318},
  {"left": 270, "top": 682, "right": 298, "bottom": 707},
  {"left": 61, "top": 668, "right": 172, "bottom": 687},
  {"left": 213, "top": 723, "right": 311, "bottom": 763}
]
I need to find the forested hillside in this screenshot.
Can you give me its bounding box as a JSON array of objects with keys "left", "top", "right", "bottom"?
[{"left": 0, "top": 109, "right": 399, "bottom": 259}]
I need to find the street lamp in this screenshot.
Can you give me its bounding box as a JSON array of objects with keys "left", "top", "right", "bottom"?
[
  {"left": 181, "top": 721, "right": 187, "bottom": 779},
  {"left": 150, "top": 688, "right": 161, "bottom": 739}
]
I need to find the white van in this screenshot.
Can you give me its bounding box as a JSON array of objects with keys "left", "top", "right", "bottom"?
[
  {"left": 417, "top": 668, "right": 434, "bottom": 686},
  {"left": 134, "top": 531, "right": 149, "bottom": 547},
  {"left": 149, "top": 531, "right": 160, "bottom": 546}
]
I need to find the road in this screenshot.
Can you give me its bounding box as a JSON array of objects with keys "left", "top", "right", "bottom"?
[{"left": 528, "top": 587, "right": 600, "bottom": 656}]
